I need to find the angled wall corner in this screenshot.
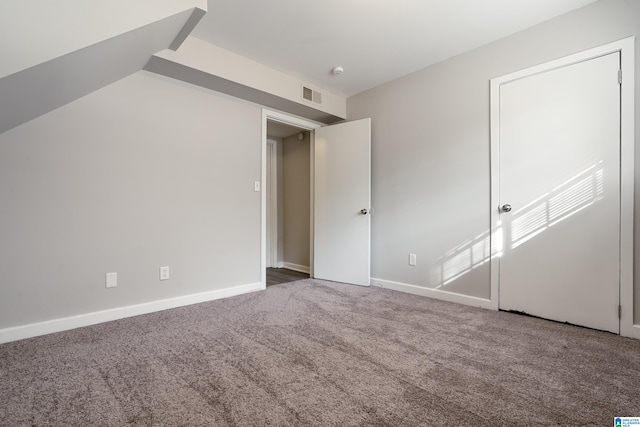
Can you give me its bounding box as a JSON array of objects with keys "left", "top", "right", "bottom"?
[
  {"left": 0, "top": 9, "right": 198, "bottom": 136},
  {"left": 145, "top": 37, "right": 347, "bottom": 124},
  {"left": 169, "top": 6, "right": 207, "bottom": 51},
  {"left": 0, "top": 0, "right": 207, "bottom": 136},
  {"left": 0, "top": 0, "right": 207, "bottom": 80}
]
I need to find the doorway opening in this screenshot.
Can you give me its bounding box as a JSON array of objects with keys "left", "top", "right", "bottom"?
[
  {"left": 265, "top": 120, "right": 312, "bottom": 286},
  {"left": 261, "top": 110, "right": 323, "bottom": 288},
  {"left": 261, "top": 109, "right": 372, "bottom": 290}
]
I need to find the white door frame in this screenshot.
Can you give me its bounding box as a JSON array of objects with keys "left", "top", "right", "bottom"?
[
  {"left": 261, "top": 109, "right": 323, "bottom": 288},
  {"left": 266, "top": 139, "right": 278, "bottom": 268},
  {"left": 489, "top": 37, "right": 635, "bottom": 338}
]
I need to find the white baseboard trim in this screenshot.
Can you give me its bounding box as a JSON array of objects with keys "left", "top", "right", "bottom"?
[
  {"left": 281, "top": 262, "right": 310, "bottom": 274},
  {"left": 0, "top": 282, "right": 263, "bottom": 344},
  {"left": 370, "top": 278, "right": 494, "bottom": 310},
  {"left": 621, "top": 323, "right": 640, "bottom": 340}
]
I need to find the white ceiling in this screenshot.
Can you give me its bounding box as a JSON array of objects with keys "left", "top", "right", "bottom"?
[
  {"left": 192, "top": 0, "right": 597, "bottom": 98},
  {"left": 267, "top": 121, "right": 305, "bottom": 139}
]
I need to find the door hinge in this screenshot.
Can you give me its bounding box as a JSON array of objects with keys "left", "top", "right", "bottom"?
[
  {"left": 618, "top": 304, "right": 622, "bottom": 319},
  {"left": 618, "top": 69, "right": 622, "bottom": 85}
]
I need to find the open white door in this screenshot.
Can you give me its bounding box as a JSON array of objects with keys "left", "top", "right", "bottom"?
[{"left": 314, "top": 118, "right": 371, "bottom": 286}]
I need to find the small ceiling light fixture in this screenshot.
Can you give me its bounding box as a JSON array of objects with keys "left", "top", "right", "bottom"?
[
  {"left": 297, "top": 132, "right": 305, "bottom": 141},
  {"left": 331, "top": 66, "right": 344, "bottom": 76}
]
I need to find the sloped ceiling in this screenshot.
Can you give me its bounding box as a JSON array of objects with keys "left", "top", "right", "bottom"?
[{"left": 0, "top": 1, "right": 206, "bottom": 135}]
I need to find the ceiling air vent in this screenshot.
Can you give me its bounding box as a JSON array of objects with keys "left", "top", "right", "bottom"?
[{"left": 302, "top": 85, "right": 322, "bottom": 105}]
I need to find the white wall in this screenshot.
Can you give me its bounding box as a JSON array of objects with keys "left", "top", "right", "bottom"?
[
  {"left": 0, "top": 0, "right": 205, "bottom": 79},
  {"left": 347, "top": 0, "right": 640, "bottom": 314},
  {"left": 282, "top": 132, "right": 311, "bottom": 269},
  {"left": 148, "top": 37, "right": 346, "bottom": 123},
  {"left": 0, "top": 71, "right": 262, "bottom": 331}
]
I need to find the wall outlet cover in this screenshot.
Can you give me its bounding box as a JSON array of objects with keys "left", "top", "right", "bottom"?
[
  {"left": 160, "top": 266, "right": 170, "bottom": 281},
  {"left": 106, "top": 272, "right": 117, "bottom": 288}
]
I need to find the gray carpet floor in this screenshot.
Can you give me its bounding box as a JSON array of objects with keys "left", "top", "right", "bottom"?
[{"left": 1, "top": 279, "right": 639, "bottom": 426}]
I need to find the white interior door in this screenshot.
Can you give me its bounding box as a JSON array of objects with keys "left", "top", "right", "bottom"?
[
  {"left": 498, "top": 53, "right": 621, "bottom": 333},
  {"left": 314, "top": 118, "right": 371, "bottom": 286}
]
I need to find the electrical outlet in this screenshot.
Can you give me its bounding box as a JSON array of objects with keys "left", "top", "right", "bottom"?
[
  {"left": 160, "top": 266, "right": 170, "bottom": 281},
  {"left": 106, "top": 272, "right": 117, "bottom": 288},
  {"left": 254, "top": 181, "right": 261, "bottom": 192},
  {"left": 409, "top": 254, "right": 417, "bottom": 266}
]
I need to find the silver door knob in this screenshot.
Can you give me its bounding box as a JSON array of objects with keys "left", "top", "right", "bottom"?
[
  {"left": 501, "top": 204, "right": 512, "bottom": 212},
  {"left": 360, "top": 209, "right": 369, "bottom": 215}
]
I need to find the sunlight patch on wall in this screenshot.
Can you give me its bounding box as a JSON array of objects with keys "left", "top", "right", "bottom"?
[{"left": 431, "top": 160, "right": 606, "bottom": 289}]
